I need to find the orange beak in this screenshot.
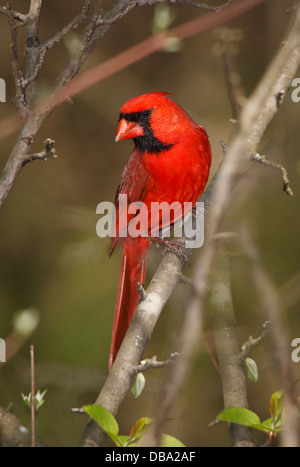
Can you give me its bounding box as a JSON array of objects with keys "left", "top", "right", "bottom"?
[{"left": 115, "top": 118, "right": 144, "bottom": 142}]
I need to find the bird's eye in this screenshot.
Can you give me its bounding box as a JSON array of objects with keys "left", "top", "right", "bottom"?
[{"left": 142, "top": 110, "right": 151, "bottom": 118}]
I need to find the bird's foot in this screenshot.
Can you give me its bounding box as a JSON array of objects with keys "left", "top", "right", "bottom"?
[{"left": 154, "top": 238, "right": 191, "bottom": 263}]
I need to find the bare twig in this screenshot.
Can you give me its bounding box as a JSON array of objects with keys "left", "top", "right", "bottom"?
[
  {"left": 132, "top": 353, "right": 179, "bottom": 374},
  {"left": 252, "top": 153, "right": 294, "bottom": 196},
  {"left": 22, "top": 49, "right": 46, "bottom": 90},
  {"left": 219, "top": 139, "right": 228, "bottom": 155},
  {"left": 6, "top": 3, "right": 26, "bottom": 119},
  {"left": 215, "top": 27, "right": 244, "bottom": 121},
  {"left": 41, "top": 0, "right": 91, "bottom": 50},
  {"left": 239, "top": 321, "right": 271, "bottom": 361},
  {"left": 137, "top": 282, "right": 147, "bottom": 301},
  {"left": 22, "top": 138, "right": 57, "bottom": 166},
  {"left": 179, "top": 274, "right": 194, "bottom": 288},
  {"left": 0, "top": 6, "right": 28, "bottom": 24},
  {"left": 137, "top": 0, "right": 237, "bottom": 9},
  {"left": 71, "top": 408, "right": 86, "bottom": 414},
  {"left": 23, "top": 0, "right": 43, "bottom": 108}
]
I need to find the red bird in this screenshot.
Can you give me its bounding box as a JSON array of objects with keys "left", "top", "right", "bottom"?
[{"left": 109, "top": 92, "right": 211, "bottom": 369}]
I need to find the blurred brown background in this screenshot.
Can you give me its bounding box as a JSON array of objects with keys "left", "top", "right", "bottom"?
[{"left": 0, "top": 0, "right": 299, "bottom": 446}]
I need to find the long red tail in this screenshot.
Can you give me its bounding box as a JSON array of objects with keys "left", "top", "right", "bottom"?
[{"left": 109, "top": 237, "right": 150, "bottom": 369}]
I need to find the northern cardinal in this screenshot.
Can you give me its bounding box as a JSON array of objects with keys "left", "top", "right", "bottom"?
[{"left": 109, "top": 92, "right": 211, "bottom": 369}]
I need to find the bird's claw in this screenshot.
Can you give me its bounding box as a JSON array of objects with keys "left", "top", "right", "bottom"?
[{"left": 155, "top": 238, "right": 191, "bottom": 263}]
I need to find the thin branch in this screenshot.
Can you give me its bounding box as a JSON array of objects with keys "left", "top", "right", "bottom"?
[
  {"left": 208, "top": 247, "right": 256, "bottom": 447},
  {"left": 215, "top": 27, "right": 244, "bottom": 122},
  {"left": 179, "top": 274, "right": 195, "bottom": 288},
  {"left": 94, "top": 2, "right": 137, "bottom": 26},
  {"left": 0, "top": 6, "right": 28, "bottom": 24},
  {"left": 239, "top": 321, "right": 271, "bottom": 361},
  {"left": 132, "top": 353, "right": 179, "bottom": 374},
  {"left": 23, "top": 0, "right": 43, "bottom": 108},
  {"left": 252, "top": 153, "right": 294, "bottom": 196},
  {"left": 137, "top": 0, "right": 237, "bottom": 10},
  {"left": 22, "top": 48, "right": 46, "bottom": 89},
  {"left": 6, "top": 3, "right": 26, "bottom": 119},
  {"left": 71, "top": 407, "right": 86, "bottom": 414},
  {"left": 41, "top": 0, "right": 91, "bottom": 50},
  {"left": 22, "top": 138, "right": 58, "bottom": 166},
  {"left": 137, "top": 282, "right": 147, "bottom": 301}
]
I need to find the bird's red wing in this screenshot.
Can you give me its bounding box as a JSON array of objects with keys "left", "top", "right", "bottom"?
[{"left": 110, "top": 150, "right": 153, "bottom": 254}]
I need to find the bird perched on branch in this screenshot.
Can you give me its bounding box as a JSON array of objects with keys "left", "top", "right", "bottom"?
[{"left": 109, "top": 92, "right": 211, "bottom": 369}]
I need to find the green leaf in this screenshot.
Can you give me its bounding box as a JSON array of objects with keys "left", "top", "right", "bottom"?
[
  {"left": 116, "top": 435, "right": 130, "bottom": 447},
  {"left": 34, "top": 389, "right": 47, "bottom": 410},
  {"left": 21, "top": 393, "right": 31, "bottom": 409},
  {"left": 21, "top": 389, "right": 47, "bottom": 411},
  {"left": 245, "top": 357, "right": 258, "bottom": 382},
  {"left": 269, "top": 391, "right": 283, "bottom": 422},
  {"left": 83, "top": 404, "right": 119, "bottom": 439},
  {"left": 160, "top": 434, "right": 186, "bottom": 447},
  {"left": 217, "top": 407, "right": 261, "bottom": 427},
  {"left": 258, "top": 417, "right": 274, "bottom": 431},
  {"left": 131, "top": 372, "right": 145, "bottom": 398},
  {"left": 255, "top": 417, "right": 281, "bottom": 434},
  {"left": 129, "top": 417, "right": 152, "bottom": 440},
  {"left": 251, "top": 422, "right": 274, "bottom": 434},
  {"left": 152, "top": 4, "right": 175, "bottom": 34}
]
